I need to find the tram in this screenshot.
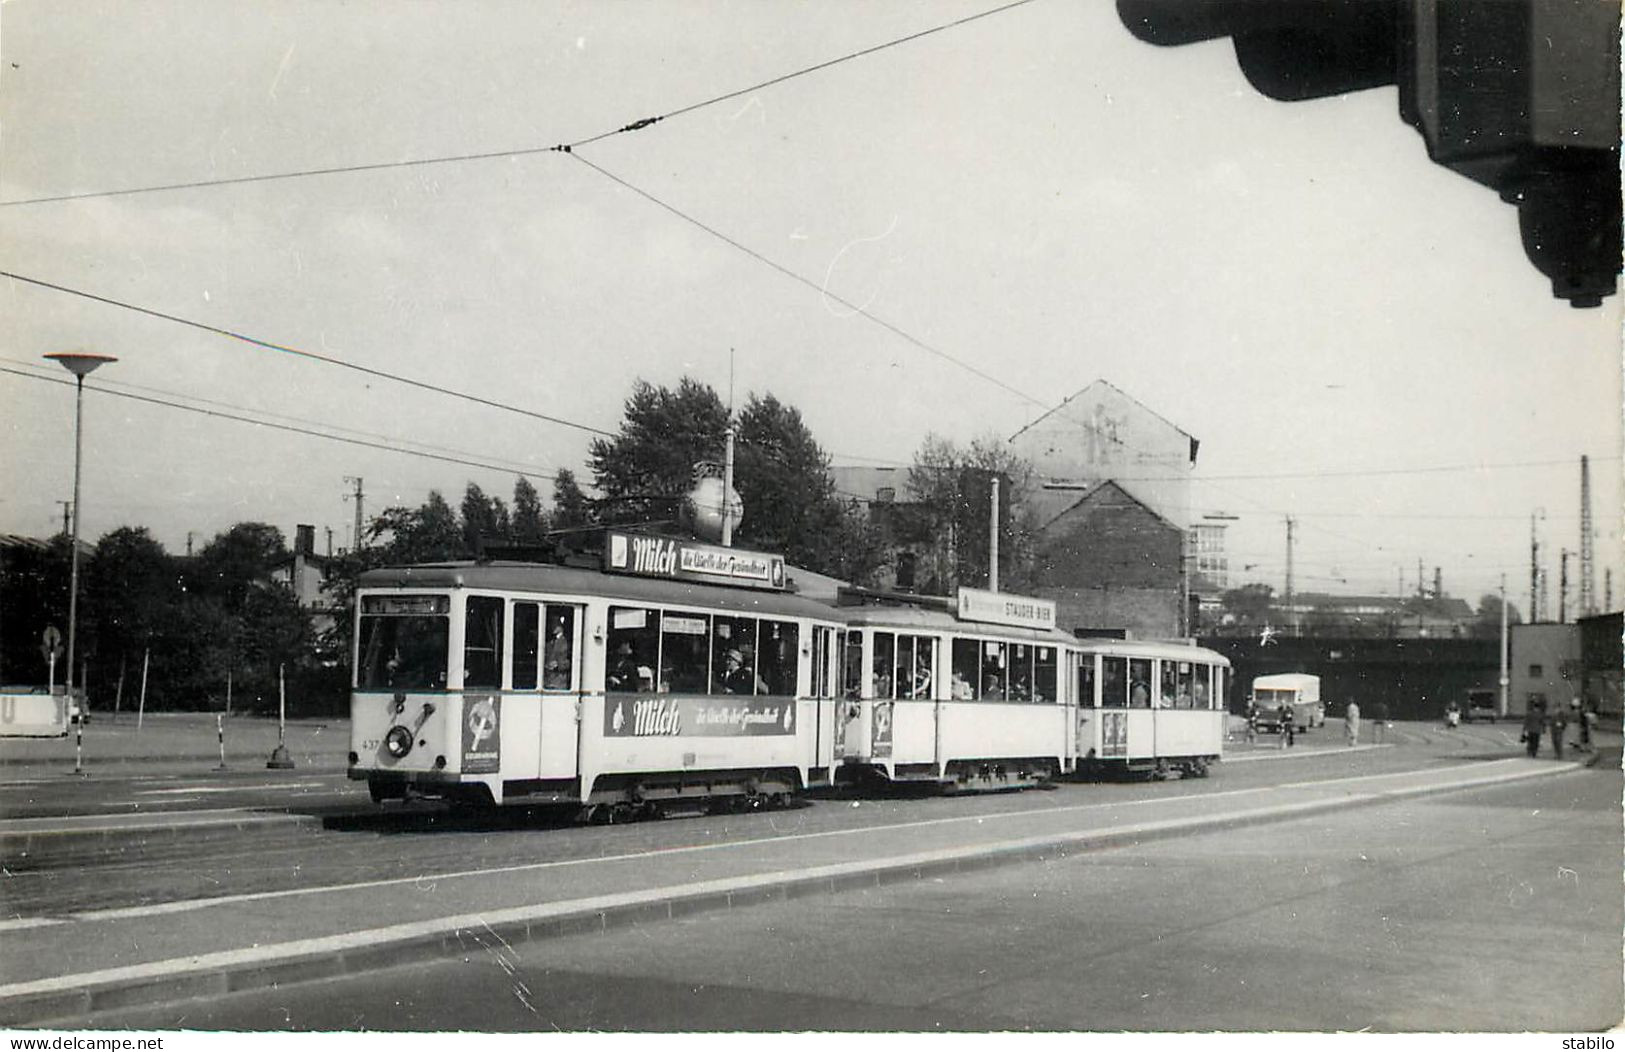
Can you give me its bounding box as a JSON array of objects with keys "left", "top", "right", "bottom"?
[
  {"left": 831, "top": 586, "right": 1079, "bottom": 789},
  {"left": 348, "top": 530, "right": 846, "bottom": 814},
  {"left": 1073, "top": 638, "right": 1230, "bottom": 777},
  {"left": 348, "top": 529, "right": 1229, "bottom": 812}
]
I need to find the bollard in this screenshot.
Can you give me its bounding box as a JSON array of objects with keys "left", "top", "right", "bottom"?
[
  {"left": 268, "top": 664, "right": 295, "bottom": 770},
  {"left": 72, "top": 710, "right": 87, "bottom": 777},
  {"left": 213, "top": 712, "right": 229, "bottom": 772}
]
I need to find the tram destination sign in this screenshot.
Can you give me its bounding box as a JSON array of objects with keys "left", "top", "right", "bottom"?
[
  {"left": 956, "top": 587, "right": 1057, "bottom": 631},
  {"left": 604, "top": 531, "right": 786, "bottom": 591}
]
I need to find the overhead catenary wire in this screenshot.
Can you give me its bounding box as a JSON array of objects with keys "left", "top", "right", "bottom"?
[
  {"left": 0, "top": 270, "right": 616, "bottom": 438},
  {"left": 0, "top": 0, "right": 1044, "bottom": 209},
  {"left": 4, "top": 366, "right": 571, "bottom": 482},
  {"left": 566, "top": 153, "right": 1051, "bottom": 413}
]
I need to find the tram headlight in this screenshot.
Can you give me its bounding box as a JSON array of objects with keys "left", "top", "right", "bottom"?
[{"left": 384, "top": 725, "right": 415, "bottom": 758}]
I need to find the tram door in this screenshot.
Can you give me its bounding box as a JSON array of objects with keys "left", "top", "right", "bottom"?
[
  {"left": 536, "top": 603, "right": 583, "bottom": 779},
  {"left": 835, "top": 631, "right": 865, "bottom": 759},
  {"left": 1099, "top": 655, "right": 1130, "bottom": 759},
  {"left": 1075, "top": 654, "right": 1096, "bottom": 764}
]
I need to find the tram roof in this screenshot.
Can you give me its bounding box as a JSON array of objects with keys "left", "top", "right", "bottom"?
[
  {"left": 837, "top": 602, "right": 1078, "bottom": 645},
  {"left": 1072, "top": 637, "right": 1231, "bottom": 665},
  {"left": 357, "top": 561, "right": 845, "bottom": 621}
]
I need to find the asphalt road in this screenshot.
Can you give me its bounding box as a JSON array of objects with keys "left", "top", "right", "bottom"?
[
  {"left": 2, "top": 723, "right": 1527, "bottom": 916},
  {"left": 73, "top": 760, "right": 1622, "bottom": 1033}
]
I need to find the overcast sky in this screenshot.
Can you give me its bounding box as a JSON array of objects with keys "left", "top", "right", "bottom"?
[{"left": 2, "top": 0, "right": 1619, "bottom": 613}]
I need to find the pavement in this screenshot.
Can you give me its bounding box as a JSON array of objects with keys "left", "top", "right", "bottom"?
[
  {"left": 0, "top": 712, "right": 349, "bottom": 773},
  {"left": 0, "top": 746, "right": 1596, "bottom": 1026}
]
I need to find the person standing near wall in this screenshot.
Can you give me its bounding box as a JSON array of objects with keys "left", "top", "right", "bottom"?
[{"left": 1345, "top": 700, "right": 1360, "bottom": 747}]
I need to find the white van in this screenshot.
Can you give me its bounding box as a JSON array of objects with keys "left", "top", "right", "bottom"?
[{"left": 1252, "top": 673, "right": 1323, "bottom": 732}]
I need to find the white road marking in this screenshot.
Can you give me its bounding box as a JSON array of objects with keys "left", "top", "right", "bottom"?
[{"left": 134, "top": 782, "right": 324, "bottom": 796}]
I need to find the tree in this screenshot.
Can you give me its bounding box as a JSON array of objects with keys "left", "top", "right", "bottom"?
[
  {"left": 191, "top": 523, "right": 287, "bottom": 610},
  {"left": 84, "top": 527, "right": 178, "bottom": 689},
  {"left": 734, "top": 392, "right": 865, "bottom": 574},
  {"left": 550, "top": 469, "right": 597, "bottom": 532},
  {"left": 512, "top": 476, "right": 547, "bottom": 542},
  {"left": 905, "top": 434, "right": 1037, "bottom": 593},
  {"left": 369, "top": 491, "right": 465, "bottom": 564},
  {"left": 1470, "top": 592, "right": 1523, "bottom": 639},
  {"left": 460, "top": 483, "right": 510, "bottom": 555},
  {"left": 589, "top": 378, "right": 729, "bottom": 527}
]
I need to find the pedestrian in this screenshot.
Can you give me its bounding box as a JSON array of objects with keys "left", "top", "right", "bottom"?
[
  {"left": 1521, "top": 700, "right": 1544, "bottom": 758},
  {"left": 1245, "top": 702, "right": 1259, "bottom": 744},
  {"left": 1444, "top": 701, "right": 1461, "bottom": 729},
  {"left": 1569, "top": 697, "right": 1590, "bottom": 752},
  {"left": 1279, "top": 705, "right": 1295, "bottom": 749},
  {"left": 1548, "top": 704, "right": 1568, "bottom": 760},
  {"left": 1344, "top": 700, "right": 1360, "bottom": 746},
  {"left": 1374, "top": 701, "right": 1390, "bottom": 742},
  {"left": 1580, "top": 701, "right": 1596, "bottom": 751}
]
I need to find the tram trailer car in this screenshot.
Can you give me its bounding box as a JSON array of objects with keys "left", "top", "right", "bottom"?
[
  {"left": 831, "top": 594, "right": 1081, "bottom": 791},
  {"left": 348, "top": 543, "right": 849, "bottom": 815},
  {"left": 1073, "top": 639, "right": 1230, "bottom": 778}
]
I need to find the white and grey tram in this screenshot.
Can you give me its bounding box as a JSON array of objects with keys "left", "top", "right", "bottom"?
[
  {"left": 830, "top": 588, "right": 1081, "bottom": 789},
  {"left": 348, "top": 532, "right": 847, "bottom": 813},
  {"left": 348, "top": 530, "right": 1229, "bottom": 813},
  {"left": 1073, "top": 638, "right": 1230, "bottom": 778}
]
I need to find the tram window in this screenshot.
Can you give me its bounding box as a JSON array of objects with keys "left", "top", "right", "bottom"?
[
  {"left": 512, "top": 602, "right": 540, "bottom": 690},
  {"left": 1128, "top": 658, "right": 1152, "bottom": 708},
  {"left": 1157, "top": 661, "right": 1178, "bottom": 708},
  {"left": 1175, "top": 662, "right": 1194, "bottom": 709},
  {"left": 982, "top": 640, "right": 1007, "bottom": 700},
  {"left": 712, "top": 616, "right": 765, "bottom": 695},
  {"left": 661, "top": 612, "right": 710, "bottom": 693},
  {"left": 1034, "top": 647, "right": 1057, "bottom": 704},
  {"left": 1078, "top": 656, "right": 1097, "bottom": 708},
  {"left": 872, "top": 632, "right": 896, "bottom": 698},
  {"left": 901, "top": 636, "right": 935, "bottom": 698},
  {"left": 542, "top": 606, "right": 575, "bottom": 690},
  {"left": 951, "top": 638, "right": 979, "bottom": 700},
  {"left": 1008, "top": 645, "right": 1032, "bottom": 701},
  {"left": 462, "top": 597, "right": 505, "bottom": 689},
  {"left": 607, "top": 606, "right": 660, "bottom": 693},
  {"left": 1191, "top": 665, "right": 1210, "bottom": 709},
  {"left": 758, "top": 620, "right": 799, "bottom": 696},
  {"left": 1101, "top": 656, "right": 1126, "bottom": 708},
  {"left": 812, "top": 626, "right": 831, "bottom": 698},
  {"left": 357, "top": 609, "right": 449, "bottom": 691},
  {"left": 842, "top": 632, "right": 864, "bottom": 699}
]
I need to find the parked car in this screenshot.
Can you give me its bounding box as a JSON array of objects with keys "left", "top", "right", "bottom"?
[{"left": 1462, "top": 688, "right": 1497, "bottom": 722}]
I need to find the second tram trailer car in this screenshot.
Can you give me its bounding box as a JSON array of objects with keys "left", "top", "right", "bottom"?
[
  {"left": 1074, "top": 638, "right": 1230, "bottom": 778},
  {"left": 832, "top": 586, "right": 1081, "bottom": 789},
  {"left": 348, "top": 532, "right": 848, "bottom": 815}
]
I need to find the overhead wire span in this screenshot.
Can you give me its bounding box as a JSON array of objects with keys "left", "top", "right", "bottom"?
[
  {"left": 566, "top": 153, "right": 1050, "bottom": 413},
  {"left": 0, "top": 270, "right": 616, "bottom": 438},
  {"left": 0, "top": 0, "right": 1043, "bottom": 208},
  {"left": 3, "top": 366, "right": 569, "bottom": 481}
]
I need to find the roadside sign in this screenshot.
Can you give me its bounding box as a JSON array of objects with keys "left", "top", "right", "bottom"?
[{"left": 41, "top": 626, "right": 63, "bottom": 666}]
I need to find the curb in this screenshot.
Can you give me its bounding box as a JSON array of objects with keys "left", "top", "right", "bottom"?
[
  {"left": 1, "top": 758, "right": 1585, "bottom": 1026},
  {"left": 1, "top": 811, "right": 322, "bottom": 868}
]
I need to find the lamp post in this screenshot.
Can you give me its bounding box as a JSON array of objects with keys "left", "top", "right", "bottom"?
[{"left": 44, "top": 351, "right": 117, "bottom": 708}]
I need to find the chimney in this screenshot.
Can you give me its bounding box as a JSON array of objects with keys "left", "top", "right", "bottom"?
[{"left": 296, "top": 524, "right": 315, "bottom": 557}]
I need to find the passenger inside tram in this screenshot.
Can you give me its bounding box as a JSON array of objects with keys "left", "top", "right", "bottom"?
[{"left": 951, "top": 668, "right": 974, "bottom": 700}]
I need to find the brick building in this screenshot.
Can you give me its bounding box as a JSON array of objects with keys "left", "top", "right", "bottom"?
[{"left": 1030, "top": 481, "right": 1183, "bottom": 638}]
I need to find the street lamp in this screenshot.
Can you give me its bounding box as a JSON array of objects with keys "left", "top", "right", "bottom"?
[{"left": 44, "top": 351, "right": 117, "bottom": 709}]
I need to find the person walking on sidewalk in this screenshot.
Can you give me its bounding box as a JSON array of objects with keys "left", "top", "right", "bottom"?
[
  {"left": 1374, "top": 701, "right": 1390, "bottom": 742},
  {"left": 1549, "top": 704, "right": 1568, "bottom": 760},
  {"left": 1278, "top": 705, "right": 1295, "bottom": 749},
  {"left": 1522, "top": 700, "right": 1545, "bottom": 758},
  {"left": 1345, "top": 700, "right": 1360, "bottom": 747}
]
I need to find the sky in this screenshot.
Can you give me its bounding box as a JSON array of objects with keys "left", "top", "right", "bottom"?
[{"left": 1, "top": 0, "right": 1619, "bottom": 616}]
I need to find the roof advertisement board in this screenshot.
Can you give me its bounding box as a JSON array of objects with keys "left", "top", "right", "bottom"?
[
  {"left": 956, "top": 587, "right": 1057, "bottom": 630},
  {"left": 604, "top": 531, "right": 786, "bottom": 592}
]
